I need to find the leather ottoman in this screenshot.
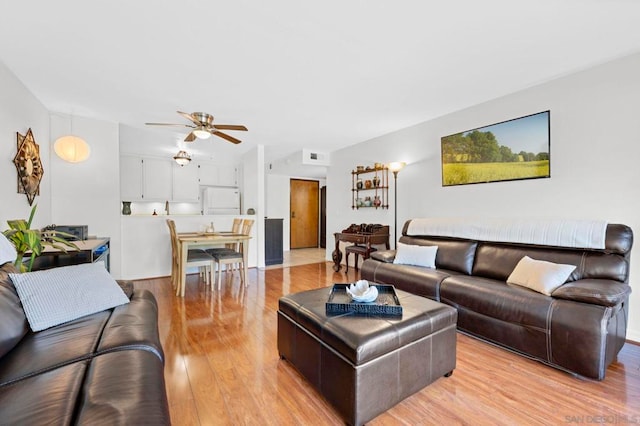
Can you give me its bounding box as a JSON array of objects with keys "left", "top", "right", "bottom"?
[{"left": 278, "top": 286, "right": 457, "bottom": 425}]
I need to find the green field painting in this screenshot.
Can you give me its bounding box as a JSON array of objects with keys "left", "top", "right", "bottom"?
[
  {"left": 442, "top": 160, "right": 549, "bottom": 186},
  {"left": 441, "top": 111, "right": 550, "bottom": 186}
]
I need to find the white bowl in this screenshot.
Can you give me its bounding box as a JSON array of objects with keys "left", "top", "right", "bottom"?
[{"left": 346, "top": 280, "right": 378, "bottom": 303}]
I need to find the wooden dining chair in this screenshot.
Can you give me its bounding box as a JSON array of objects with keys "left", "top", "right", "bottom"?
[
  {"left": 166, "top": 219, "right": 215, "bottom": 295},
  {"left": 205, "top": 218, "right": 242, "bottom": 257},
  {"left": 211, "top": 218, "right": 254, "bottom": 289}
]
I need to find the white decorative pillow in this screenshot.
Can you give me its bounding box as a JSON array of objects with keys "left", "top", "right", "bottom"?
[
  {"left": 9, "top": 263, "right": 130, "bottom": 332},
  {"left": 0, "top": 233, "right": 17, "bottom": 266},
  {"left": 507, "top": 256, "right": 576, "bottom": 296},
  {"left": 393, "top": 243, "right": 438, "bottom": 268}
]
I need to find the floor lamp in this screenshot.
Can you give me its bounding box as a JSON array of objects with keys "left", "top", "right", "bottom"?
[{"left": 387, "top": 162, "right": 406, "bottom": 249}]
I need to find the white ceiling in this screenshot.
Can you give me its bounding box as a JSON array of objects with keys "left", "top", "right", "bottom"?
[{"left": 1, "top": 1, "right": 640, "bottom": 172}]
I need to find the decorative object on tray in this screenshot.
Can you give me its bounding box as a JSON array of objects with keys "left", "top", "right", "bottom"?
[
  {"left": 345, "top": 280, "right": 379, "bottom": 302},
  {"left": 326, "top": 283, "right": 402, "bottom": 316}
]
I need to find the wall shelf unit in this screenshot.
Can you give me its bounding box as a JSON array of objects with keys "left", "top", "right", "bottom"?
[{"left": 351, "top": 165, "right": 389, "bottom": 209}]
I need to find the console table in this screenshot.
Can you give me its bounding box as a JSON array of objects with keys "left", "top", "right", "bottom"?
[
  {"left": 31, "top": 238, "right": 111, "bottom": 272},
  {"left": 332, "top": 225, "right": 389, "bottom": 271}
]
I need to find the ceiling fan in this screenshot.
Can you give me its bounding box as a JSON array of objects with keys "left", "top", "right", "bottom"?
[{"left": 145, "top": 111, "right": 247, "bottom": 144}]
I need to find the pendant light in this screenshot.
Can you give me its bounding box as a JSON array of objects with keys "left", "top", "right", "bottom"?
[
  {"left": 173, "top": 150, "right": 191, "bottom": 166},
  {"left": 54, "top": 114, "right": 90, "bottom": 163}
]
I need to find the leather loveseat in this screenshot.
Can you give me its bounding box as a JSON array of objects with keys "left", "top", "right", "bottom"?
[
  {"left": 361, "top": 219, "right": 633, "bottom": 380},
  {"left": 0, "top": 262, "right": 171, "bottom": 424}
]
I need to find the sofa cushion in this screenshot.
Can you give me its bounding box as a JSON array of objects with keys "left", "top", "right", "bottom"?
[
  {"left": 399, "top": 236, "right": 477, "bottom": 275},
  {"left": 393, "top": 243, "right": 437, "bottom": 268},
  {"left": 0, "top": 233, "right": 17, "bottom": 266},
  {"left": 507, "top": 256, "right": 576, "bottom": 296},
  {"left": 0, "top": 361, "right": 87, "bottom": 424},
  {"left": 10, "top": 263, "right": 129, "bottom": 332},
  {"left": 0, "top": 311, "right": 110, "bottom": 387},
  {"left": 551, "top": 279, "right": 631, "bottom": 307},
  {"left": 0, "top": 263, "right": 29, "bottom": 358},
  {"left": 370, "top": 250, "right": 396, "bottom": 263}
]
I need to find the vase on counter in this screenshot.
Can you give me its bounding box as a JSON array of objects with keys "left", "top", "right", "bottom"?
[{"left": 122, "top": 201, "right": 131, "bottom": 215}]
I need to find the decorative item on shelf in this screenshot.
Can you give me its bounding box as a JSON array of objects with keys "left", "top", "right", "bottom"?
[
  {"left": 247, "top": 208, "right": 256, "bottom": 214},
  {"left": 373, "top": 195, "right": 382, "bottom": 207},
  {"left": 173, "top": 150, "right": 191, "bottom": 166},
  {"left": 356, "top": 165, "right": 365, "bottom": 172},
  {"left": 374, "top": 162, "right": 383, "bottom": 169},
  {"left": 372, "top": 175, "right": 380, "bottom": 187},
  {"left": 356, "top": 198, "right": 363, "bottom": 207},
  {"left": 364, "top": 179, "right": 372, "bottom": 189},
  {"left": 364, "top": 196, "right": 372, "bottom": 207},
  {"left": 356, "top": 178, "right": 363, "bottom": 189},
  {"left": 122, "top": 201, "right": 132, "bottom": 215},
  {"left": 13, "top": 128, "right": 44, "bottom": 206}
]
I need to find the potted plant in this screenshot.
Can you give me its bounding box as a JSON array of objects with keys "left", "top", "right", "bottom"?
[{"left": 2, "top": 205, "right": 78, "bottom": 272}]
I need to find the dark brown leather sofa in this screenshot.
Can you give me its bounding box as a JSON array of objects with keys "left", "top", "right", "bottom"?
[
  {"left": 361, "top": 220, "right": 633, "bottom": 380},
  {"left": 0, "top": 263, "right": 170, "bottom": 424}
]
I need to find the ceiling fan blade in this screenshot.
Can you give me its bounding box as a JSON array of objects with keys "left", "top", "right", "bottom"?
[
  {"left": 213, "top": 124, "right": 248, "bottom": 131},
  {"left": 184, "top": 132, "right": 197, "bottom": 142},
  {"left": 145, "top": 122, "right": 193, "bottom": 128},
  {"left": 177, "top": 111, "right": 198, "bottom": 124},
  {"left": 213, "top": 131, "right": 242, "bottom": 144}
]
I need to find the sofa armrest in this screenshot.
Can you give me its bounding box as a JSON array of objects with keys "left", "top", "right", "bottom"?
[
  {"left": 551, "top": 279, "right": 631, "bottom": 307},
  {"left": 370, "top": 250, "right": 396, "bottom": 263},
  {"left": 116, "top": 280, "right": 134, "bottom": 299}
]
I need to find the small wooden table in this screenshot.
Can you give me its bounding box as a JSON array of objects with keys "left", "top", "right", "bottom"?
[
  {"left": 176, "top": 232, "right": 251, "bottom": 297},
  {"left": 332, "top": 228, "right": 390, "bottom": 272}
]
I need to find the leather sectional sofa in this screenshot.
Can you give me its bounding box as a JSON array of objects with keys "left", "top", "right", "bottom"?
[
  {"left": 0, "top": 262, "right": 171, "bottom": 424},
  {"left": 361, "top": 220, "right": 633, "bottom": 380}
]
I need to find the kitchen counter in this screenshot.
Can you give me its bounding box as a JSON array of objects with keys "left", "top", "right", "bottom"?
[{"left": 120, "top": 215, "right": 258, "bottom": 280}]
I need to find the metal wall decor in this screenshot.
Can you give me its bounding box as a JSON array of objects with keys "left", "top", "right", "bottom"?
[{"left": 13, "top": 128, "right": 44, "bottom": 205}]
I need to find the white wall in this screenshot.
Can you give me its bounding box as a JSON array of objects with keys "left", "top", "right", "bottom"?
[
  {"left": 0, "top": 61, "right": 51, "bottom": 228},
  {"left": 50, "top": 113, "right": 122, "bottom": 277},
  {"left": 242, "top": 145, "right": 265, "bottom": 267},
  {"left": 327, "top": 52, "right": 640, "bottom": 342}
]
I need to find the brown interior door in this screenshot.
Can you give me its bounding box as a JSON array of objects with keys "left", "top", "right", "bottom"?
[{"left": 290, "top": 179, "right": 319, "bottom": 249}]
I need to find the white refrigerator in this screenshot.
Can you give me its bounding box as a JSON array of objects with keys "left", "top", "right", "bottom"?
[{"left": 203, "top": 187, "right": 241, "bottom": 215}]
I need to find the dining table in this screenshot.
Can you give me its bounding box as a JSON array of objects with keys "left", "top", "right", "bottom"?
[{"left": 176, "top": 231, "right": 251, "bottom": 297}]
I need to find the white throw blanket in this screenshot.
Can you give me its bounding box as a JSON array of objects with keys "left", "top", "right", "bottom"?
[{"left": 406, "top": 218, "right": 608, "bottom": 249}]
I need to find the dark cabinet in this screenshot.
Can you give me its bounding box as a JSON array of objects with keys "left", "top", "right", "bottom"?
[{"left": 265, "top": 218, "right": 284, "bottom": 266}]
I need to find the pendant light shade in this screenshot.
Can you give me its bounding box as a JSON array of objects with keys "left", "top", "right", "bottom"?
[
  {"left": 173, "top": 150, "right": 191, "bottom": 166},
  {"left": 54, "top": 135, "right": 91, "bottom": 163}
]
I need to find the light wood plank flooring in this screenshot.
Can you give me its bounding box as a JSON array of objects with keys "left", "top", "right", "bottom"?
[{"left": 135, "top": 262, "right": 640, "bottom": 425}]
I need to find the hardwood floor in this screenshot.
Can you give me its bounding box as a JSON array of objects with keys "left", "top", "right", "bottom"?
[{"left": 135, "top": 262, "right": 640, "bottom": 425}]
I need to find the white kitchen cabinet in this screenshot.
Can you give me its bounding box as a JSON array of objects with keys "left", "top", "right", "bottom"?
[
  {"left": 198, "top": 163, "right": 237, "bottom": 186},
  {"left": 143, "top": 157, "right": 172, "bottom": 201},
  {"left": 120, "top": 155, "right": 172, "bottom": 201},
  {"left": 172, "top": 163, "right": 199, "bottom": 202},
  {"left": 120, "top": 155, "right": 143, "bottom": 200}
]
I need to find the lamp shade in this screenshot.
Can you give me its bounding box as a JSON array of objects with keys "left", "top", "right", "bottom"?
[
  {"left": 54, "top": 135, "right": 90, "bottom": 163},
  {"left": 193, "top": 127, "right": 211, "bottom": 139},
  {"left": 173, "top": 150, "right": 191, "bottom": 166},
  {"left": 387, "top": 161, "right": 406, "bottom": 173}
]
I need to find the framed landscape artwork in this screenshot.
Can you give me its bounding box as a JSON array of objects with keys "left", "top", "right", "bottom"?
[{"left": 441, "top": 111, "right": 550, "bottom": 186}]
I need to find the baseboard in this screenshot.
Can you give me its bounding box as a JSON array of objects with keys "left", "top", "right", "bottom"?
[{"left": 626, "top": 329, "right": 640, "bottom": 344}]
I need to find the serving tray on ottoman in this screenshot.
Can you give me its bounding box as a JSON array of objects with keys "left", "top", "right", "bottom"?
[
  {"left": 278, "top": 285, "right": 457, "bottom": 425},
  {"left": 326, "top": 283, "right": 402, "bottom": 316}
]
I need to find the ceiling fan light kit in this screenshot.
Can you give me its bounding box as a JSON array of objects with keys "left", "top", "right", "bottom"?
[
  {"left": 146, "top": 111, "right": 247, "bottom": 144},
  {"left": 193, "top": 127, "right": 212, "bottom": 139},
  {"left": 173, "top": 150, "right": 191, "bottom": 166}
]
